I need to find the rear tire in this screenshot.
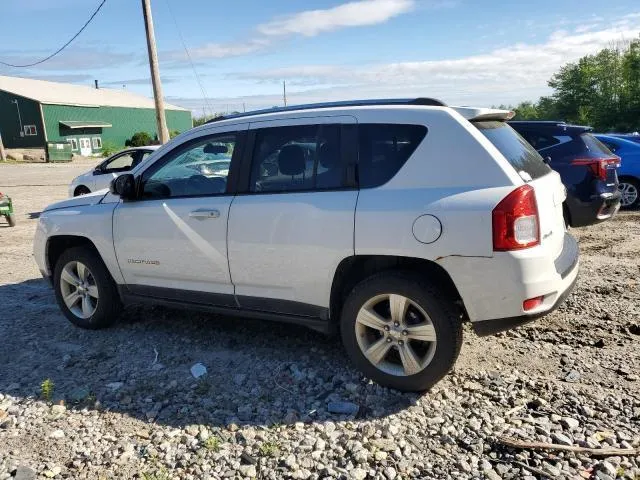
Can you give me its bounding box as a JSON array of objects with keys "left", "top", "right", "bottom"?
[
  {"left": 340, "top": 271, "right": 463, "bottom": 392},
  {"left": 53, "top": 246, "right": 122, "bottom": 329},
  {"left": 74, "top": 186, "right": 91, "bottom": 196},
  {"left": 6, "top": 214, "right": 16, "bottom": 227},
  {"left": 618, "top": 178, "right": 640, "bottom": 209}
]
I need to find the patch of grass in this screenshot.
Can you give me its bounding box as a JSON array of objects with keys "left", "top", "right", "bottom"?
[
  {"left": 41, "top": 378, "right": 54, "bottom": 402},
  {"left": 259, "top": 441, "right": 280, "bottom": 458},
  {"left": 140, "top": 469, "right": 170, "bottom": 480},
  {"left": 204, "top": 435, "right": 222, "bottom": 452}
]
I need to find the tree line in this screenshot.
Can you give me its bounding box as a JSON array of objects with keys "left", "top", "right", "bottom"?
[{"left": 503, "top": 37, "right": 640, "bottom": 132}]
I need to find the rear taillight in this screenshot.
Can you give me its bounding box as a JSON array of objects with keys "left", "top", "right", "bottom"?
[
  {"left": 492, "top": 185, "right": 540, "bottom": 251},
  {"left": 571, "top": 157, "right": 620, "bottom": 181}
]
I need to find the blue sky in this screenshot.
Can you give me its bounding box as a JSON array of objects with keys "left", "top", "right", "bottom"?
[{"left": 1, "top": 0, "right": 639, "bottom": 115}]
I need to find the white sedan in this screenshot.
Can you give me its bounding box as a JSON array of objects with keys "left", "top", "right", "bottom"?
[{"left": 69, "top": 146, "right": 160, "bottom": 197}]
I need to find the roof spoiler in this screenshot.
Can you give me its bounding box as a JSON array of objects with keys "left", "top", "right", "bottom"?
[{"left": 453, "top": 107, "right": 515, "bottom": 122}]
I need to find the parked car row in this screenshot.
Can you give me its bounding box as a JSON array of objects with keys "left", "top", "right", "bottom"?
[
  {"left": 37, "top": 100, "right": 637, "bottom": 391},
  {"left": 508, "top": 121, "right": 621, "bottom": 227}
]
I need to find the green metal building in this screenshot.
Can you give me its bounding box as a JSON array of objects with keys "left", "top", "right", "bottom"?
[{"left": 0, "top": 75, "right": 192, "bottom": 157}]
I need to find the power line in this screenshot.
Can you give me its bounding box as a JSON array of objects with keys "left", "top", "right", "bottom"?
[
  {"left": 0, "top": 0, "right": 107, "bottom": 68},
  {"left": 163, "top": 0, "right": 213, "bottom": 116}
]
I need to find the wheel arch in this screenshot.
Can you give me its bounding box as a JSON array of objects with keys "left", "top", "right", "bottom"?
[
  {"left": 73, "top": 185, "right": 91, "bottom": 196},
  {"left": 330, "top": 255, "right": 468, "bottom": 325},
  {"left": 46, "top": 235, "right": 113, "bottom": 283}
]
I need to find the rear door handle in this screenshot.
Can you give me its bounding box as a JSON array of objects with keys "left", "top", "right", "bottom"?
[{"left": 189, "top": 209, "right": 220, "bottom": 219}]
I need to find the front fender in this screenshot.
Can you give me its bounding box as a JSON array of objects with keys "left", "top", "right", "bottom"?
[{"left": 35, "top": 203, "right": 123, "bottom": 284}]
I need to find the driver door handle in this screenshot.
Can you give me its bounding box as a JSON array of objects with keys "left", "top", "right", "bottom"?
[{"left": 189, "top": 209, "right": 220, "bottom": 219}]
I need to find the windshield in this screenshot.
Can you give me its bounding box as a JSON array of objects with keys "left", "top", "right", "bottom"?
[{"left": 474, "top": 121, "right": 551, "bottom": 180}]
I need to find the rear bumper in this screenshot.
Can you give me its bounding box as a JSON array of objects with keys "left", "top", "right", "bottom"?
[
  {"left": 472, "top": 269, "right": 578, "bottom": 336},
  {"left": 438, "top": 232, "right": 579, "bottom": 327},
  {"left": 566, "top": 190, "right": 620, "bottom": 227}
]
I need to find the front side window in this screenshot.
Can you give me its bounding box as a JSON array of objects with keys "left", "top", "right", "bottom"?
[
  {"left": 141, "top": 133, "right": 236, "bottom": 199},
  {"left": 103, "top": 152, "right": 135, "bottom": 172},
  {"left": 24, "top": 125, "right": 37, "bottom": 136},
  {"left": 358, "top": 124, "right": 427, "bottom": 188},
  {"left": 250, "top": 124, "right": 344, "bottom": 192}
]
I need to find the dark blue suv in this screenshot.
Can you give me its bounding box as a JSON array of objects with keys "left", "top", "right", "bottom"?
[{"left": 509, "top": 121, "right": 621, "bottom": 227}]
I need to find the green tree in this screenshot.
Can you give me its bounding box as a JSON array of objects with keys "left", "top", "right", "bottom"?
[
  {"left": 512, "top": 36, "right": 640, "bottom": 132},
  {"left": 125, "top": 131, "right": 153, "bottom": 147}
]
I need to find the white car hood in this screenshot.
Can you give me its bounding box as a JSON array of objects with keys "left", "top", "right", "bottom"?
[{"left": 44, "top": 189, "right": 109, "bottom": 212}]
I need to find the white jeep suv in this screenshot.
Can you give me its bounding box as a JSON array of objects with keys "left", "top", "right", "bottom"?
[{"left": 33, "top": 98, "right": 579, "bottom": 391}]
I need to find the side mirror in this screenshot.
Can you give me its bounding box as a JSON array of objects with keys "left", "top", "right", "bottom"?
[
  {"left": 110, "top": 174, "right": 136, "bottom": 200},
  {"left": 93, "top": 168, "right": 103, "bottom": 176}
]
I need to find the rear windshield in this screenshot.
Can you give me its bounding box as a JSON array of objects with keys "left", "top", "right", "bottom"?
[
  {"left": 580, "top": 133, "right": 614, "bottom": 157},
  {"left": 474, "top": 121, "right": 551, "bottom": 180}
]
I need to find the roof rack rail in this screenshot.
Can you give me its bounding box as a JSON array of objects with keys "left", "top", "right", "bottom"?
[{"left": 205, "top": 97, "right": 447, "bottom": 124}]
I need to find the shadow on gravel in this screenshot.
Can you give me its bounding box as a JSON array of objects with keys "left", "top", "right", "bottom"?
[{"left": 0, "top": 279, "right": 417, "bottom": 430}]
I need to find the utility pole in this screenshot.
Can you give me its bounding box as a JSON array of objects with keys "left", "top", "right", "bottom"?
[
  {"left": 142, "top": 0, "right": 169, "bottom": 144},
  {"left": 0, "top": 130, "right": 6, "bottom": 161},
  {"left": 283, "top": 80, "right": 287, "bottom": 107}
]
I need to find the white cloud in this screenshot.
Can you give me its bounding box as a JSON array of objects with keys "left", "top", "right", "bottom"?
[
  {"left": 257, "top": 0, "right": 414, "bottom": 37},
  {"left": 231, "top": 23, "right": 640, "bottom": 100},
  {"left": 184, "top": 39, "right": 270, "bottom": 61},
  {"left": 163, "top": 0, "right": 418, "bottom": 63}
]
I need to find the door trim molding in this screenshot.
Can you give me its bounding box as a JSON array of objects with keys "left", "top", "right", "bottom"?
[{"left": 118, "top": 285, "right": 332, "bottom": 334}]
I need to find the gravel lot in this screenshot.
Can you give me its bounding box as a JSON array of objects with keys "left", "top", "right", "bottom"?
[{"left": 0, "top": 161, "right": 639, "bottom": 480}]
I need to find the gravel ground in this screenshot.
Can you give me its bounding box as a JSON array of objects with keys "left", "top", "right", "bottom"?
[{"left": 0, "top": 161, "right": 639, "bottom": 480}]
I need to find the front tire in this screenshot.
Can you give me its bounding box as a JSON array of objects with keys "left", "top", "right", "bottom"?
[
  {"left": 53, "top": 246, "right": 122, "bottom": 329},
  {"left": 6, "top": 214, "right": 16, "bottom": 227},
  {"left": 340, "top": 272, "right": 463, "bottom": 392},
  {"left": 618, "top": 178, "right": 639, "bottom": 209}
]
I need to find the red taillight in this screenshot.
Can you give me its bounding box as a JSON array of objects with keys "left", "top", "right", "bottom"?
[
  {"left": 523, "top": 296, "right": 544, "bottom": 311},
  {"left": 492, "top": 185, "right": 540, "bottom": 251},
  {"left": 571, "top": 157, "right": 620, "bottom": 181}
]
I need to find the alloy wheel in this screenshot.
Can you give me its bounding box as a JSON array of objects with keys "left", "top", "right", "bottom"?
[
  {"left": 355, "top": 293, "right": 437, "bottom": 376},
  {"left": 59, "top": 261, "right": 99, "bottom": 319},
  {"left": 618, "top": 182, "right": 638, "bottom": 207}
]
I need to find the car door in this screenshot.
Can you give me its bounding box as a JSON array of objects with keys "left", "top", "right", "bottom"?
[
  {"left": 113, "top": 126, "right": 246, "bottom": 305},
  {"left": 227, "top": 116, "right": 358, "bottom": 316}
]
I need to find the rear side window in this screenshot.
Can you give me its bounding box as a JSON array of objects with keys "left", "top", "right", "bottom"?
[
  {"left": 250, "top": 124, "right": 344, "bottom": 193},
  {"left": 358, "top": 124, "right": 427, "bottom": 188},
  {"left": 475, "top": 121, "right": 551, "bottom": 180}
]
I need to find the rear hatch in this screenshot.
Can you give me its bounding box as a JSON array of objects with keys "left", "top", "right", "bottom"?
[{"left": 474, "top": 120, "right": 567, "bottom": 259}]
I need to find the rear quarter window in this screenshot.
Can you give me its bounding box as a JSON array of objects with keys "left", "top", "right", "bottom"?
[
  {"left": 358, "top": 124, "right": 427, "bottom": 188},
  {"left": 475, "top": 121, "right": 551, "bottom": 180}
]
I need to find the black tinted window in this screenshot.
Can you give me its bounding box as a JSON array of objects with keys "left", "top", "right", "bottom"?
[
  {"left": 250, "top": 124, "right": 344, "bottom": 192},
  {"left": 580, "top": 133, "right": 614, "bottom": 156},
  {"left": 520, "top": 132, "right": 561, "bottom": 150},
  {"left": 358, "top": 124, "right": 427, "bottom": 188},
  {"left": 598, "top": 138, "right": 619, "bottom": 153},
  {"left": 475, "top": 121, "right": 551, "bottom": 180}
]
